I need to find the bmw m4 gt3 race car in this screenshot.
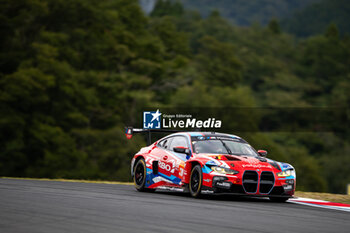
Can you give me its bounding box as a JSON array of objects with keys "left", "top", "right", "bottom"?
[{"left": 127, "top": 128, "right": 296, "bottom": 202}]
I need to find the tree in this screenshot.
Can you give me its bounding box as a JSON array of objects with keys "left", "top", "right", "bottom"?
[{"left": 196, "top": 36, "right": 242, "bottom": 88}]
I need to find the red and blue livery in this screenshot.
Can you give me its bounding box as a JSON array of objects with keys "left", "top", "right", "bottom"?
[{"left": 128, "top": 128, "right": 296, "bottom": 202}]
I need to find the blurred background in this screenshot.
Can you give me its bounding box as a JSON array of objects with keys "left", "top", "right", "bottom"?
[{"left": 0, "top": 0, "right": 349, "bottom": 194}]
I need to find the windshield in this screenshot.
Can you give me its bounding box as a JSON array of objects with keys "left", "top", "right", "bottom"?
[{"left": 192, "top": 139, "right": 258, "bottom": 156}]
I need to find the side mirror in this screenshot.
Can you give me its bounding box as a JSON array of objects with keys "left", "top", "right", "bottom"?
[
  {"left": 258, "top": 150, "right": 267, "bottom": 157},
  {"left": 174, "top": 146, "right": 190, "bottom": 155}
]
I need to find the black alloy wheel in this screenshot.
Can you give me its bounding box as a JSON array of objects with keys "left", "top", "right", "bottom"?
[{"left": 189, "top": 165, "right": 203, "bottom": 198}]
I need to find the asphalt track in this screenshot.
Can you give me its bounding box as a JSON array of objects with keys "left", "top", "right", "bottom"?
[{"left": 0, "top": 179, "right": 349, "bottom": 233}]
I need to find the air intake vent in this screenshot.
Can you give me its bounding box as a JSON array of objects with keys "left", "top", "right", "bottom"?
[
  {"left": 242, "top": 171, "right": 258, "bottom": 193},
  {"left": 225, "top": 156, "right": 241, "bottom": 161},
  {"left": 259, "top": 171, "right": 274, "bottom": 194}
]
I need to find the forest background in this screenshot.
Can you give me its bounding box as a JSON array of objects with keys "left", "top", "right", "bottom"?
[{"left": 1, "top": 0, "right": 349, "bottom": 193}]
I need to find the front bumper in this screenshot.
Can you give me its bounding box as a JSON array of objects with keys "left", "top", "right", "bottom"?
[
  {"left": 202, "top": 172, "right": 295, "bottom": 197},
  {"left": 202, "top": 185, "right": 293, "bottom": 198}
]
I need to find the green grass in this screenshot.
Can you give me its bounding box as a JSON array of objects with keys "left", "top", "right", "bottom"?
[
  {"left": 1, "top": 177, "right": 133, "bottom": 185},
  {"left": 295, "top": 191, "right": 350, "bottom": 204}
]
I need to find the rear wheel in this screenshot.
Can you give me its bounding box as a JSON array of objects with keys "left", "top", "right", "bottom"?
[
  {"left": 133, "top": 159, "right": 147, "bottom": 191},
  {"left": 269, "top": 197, "right": 290, "bottom": 202},
  {"left": 189, "top": 165, "right": 203, "bottom": 198}
]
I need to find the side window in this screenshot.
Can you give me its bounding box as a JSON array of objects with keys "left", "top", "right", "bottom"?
[
  {"left": 169, "top": 136, "right": 188, "bottom": 151},
  {"left": 158, "top": 138, "right": 171, "bottom": 149},
  {"left": 157, "top": 139, "right": 165, "bottom": 148}
]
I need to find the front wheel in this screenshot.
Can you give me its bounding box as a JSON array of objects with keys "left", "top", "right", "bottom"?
[
  {"left": 269, "top": 197, "right": 290, "bottom": 202},
  {"left": 189, "top": 165, "right": 203, "bottom": 198}
]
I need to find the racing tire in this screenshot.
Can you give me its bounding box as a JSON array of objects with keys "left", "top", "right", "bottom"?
[
  {"left": 269, "top": 197, "right": 290, "bottom": 202},
  {"left": 133, "top": 159, "right": 147, "bottom": 192},
  {"left": 189, "top": 165, "right": 203, "bottom": 198}
]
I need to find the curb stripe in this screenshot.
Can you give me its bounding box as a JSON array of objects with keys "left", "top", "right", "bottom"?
[
  {"left": 288, "top": 198, "right": 350, "bottom": 212},
  {"left": 292, "top": 200, "right": 350, "bottom": 207}
]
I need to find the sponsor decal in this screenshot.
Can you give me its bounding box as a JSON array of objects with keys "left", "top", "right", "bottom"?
[
  {"left": 152, "top": 176, "right": 172, "bottom": 184},
  {"left": 241, "top": 164, "right": 272, "bottom": 169},
  {"left": 159, "top": 160, "right": 175, "bottom": 173},
  {"left": 125, "top": 128, "right": 133, "bottom": 139},
  {"left": 179, "top": 163, "right": 184, "bottom": 177}
]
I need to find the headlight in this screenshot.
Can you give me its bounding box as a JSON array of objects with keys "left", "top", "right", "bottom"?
[
  {"left": 212, "top": 166, "right": 239, "bottom": 175},
  {"left": 277, "top": 169, "right": 295, "bottom": 177}
]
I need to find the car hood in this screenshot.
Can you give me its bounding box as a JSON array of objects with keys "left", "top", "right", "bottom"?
[{"left": 197, "top": 153, "right": 279, "bottom": 171}]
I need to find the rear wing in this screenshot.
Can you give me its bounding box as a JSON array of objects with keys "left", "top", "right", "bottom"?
[{"left": 125, "top": 127, "right": 180, "bottom": 145}]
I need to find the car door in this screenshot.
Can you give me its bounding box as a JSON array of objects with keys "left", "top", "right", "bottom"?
[{"left": 160, "top": 136, "right": 190, "bottom": 183}]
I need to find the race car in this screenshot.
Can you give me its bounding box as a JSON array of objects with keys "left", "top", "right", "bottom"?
[{"left": 127, "top": 128, "right": 296, "bottom": 202}]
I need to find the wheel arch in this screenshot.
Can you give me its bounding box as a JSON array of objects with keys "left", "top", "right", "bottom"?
[
  {"left": 131, "top": 155, "right": 145, "bottom": 178},
  {"left": 183, "top": 160, "right": 203, "bottom": 184}
]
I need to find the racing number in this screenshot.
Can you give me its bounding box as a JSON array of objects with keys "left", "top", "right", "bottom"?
[{"left": 159, "top": 159, "right": 175, "bottom": 174}]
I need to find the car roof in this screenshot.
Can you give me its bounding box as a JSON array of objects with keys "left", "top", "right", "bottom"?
[{"left": 169, "top": 131, "right": 242, "bottom": 139}]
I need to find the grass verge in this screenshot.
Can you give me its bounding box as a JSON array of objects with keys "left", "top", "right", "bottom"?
[
  {"left": 295, "top": 191, "right": 350, "bottom": 204},
  {"left": 1, "top": 177, "right": 133, "bottom": 185}
]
